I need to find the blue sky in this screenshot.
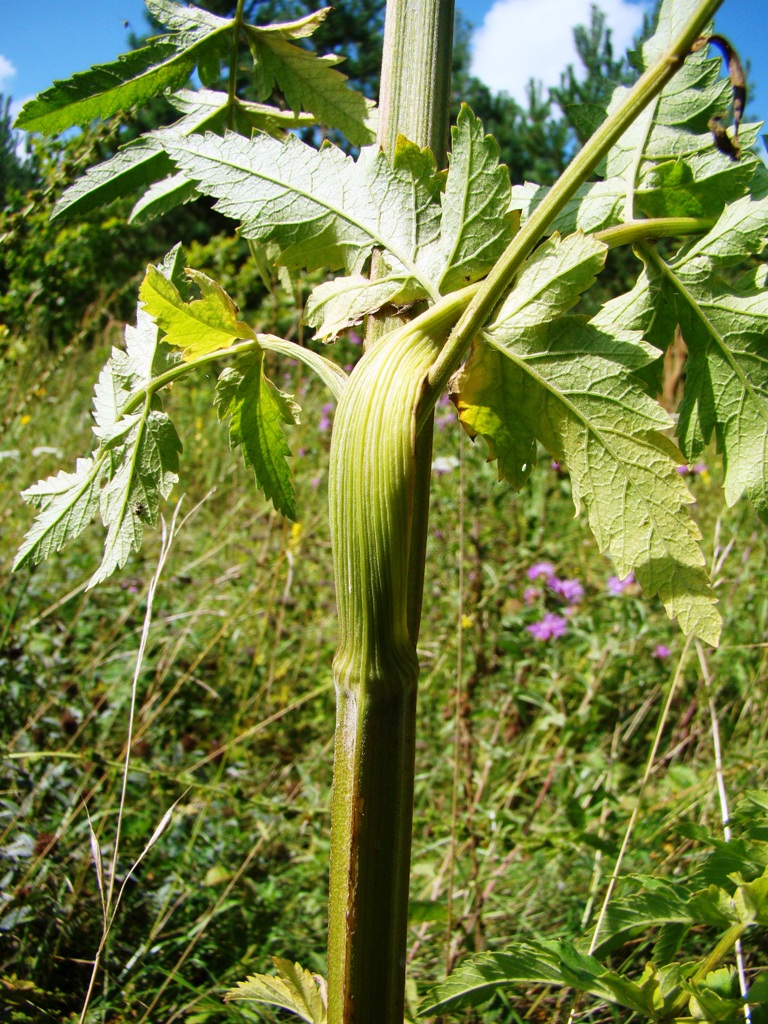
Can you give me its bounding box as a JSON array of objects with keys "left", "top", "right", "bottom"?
[{"left": 2, "top": 0, "right": 766, "bottom": 129}]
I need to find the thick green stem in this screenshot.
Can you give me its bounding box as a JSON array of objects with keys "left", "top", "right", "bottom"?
[
  {"left": 327, "top": 294, "right": 466, "bottom": 1024},
  {"left": 373, "top": 0, "right": 456, "bottom": 643},
  {"left": 325, "top": 3, "right": 454, "bottom": 1022}
]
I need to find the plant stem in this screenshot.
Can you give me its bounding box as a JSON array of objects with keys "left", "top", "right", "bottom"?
[
  {"left": 325, "top": 6, "right": 455, "bottom": 1020},
  {"left": 226, "top": 0, "right": 247, "bottom": 131},
  {"left": 327, "top": 297, "right": 462, "bottom": 1024}
]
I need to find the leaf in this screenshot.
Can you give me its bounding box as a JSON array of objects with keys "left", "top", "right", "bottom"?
[
  {"left": 418, "top": 941, "right": 567, "bottom": 1015},
  {"left": 225, "top": 957, "right": 327, "bottom": 1024},
  {"left": 455, "top": 319, "right": 720, "bottom": 645},
  {"left": 628, "top": 196, "right": 768, "bottom": 521},
  {"left": 13, "top": 457, "right": 103, "bottom": 570},
  {"left": 419, "top": 940, "right": 659, "bottom": 1018},
  {"left": 130, "top": 173, "right": 198, "bottom": 225},
  {"left": 162, "top": 130, "right": 444, "bottom": 298},
  {"left": 91, "top": 307, "right": 167, "bottom": 441},
  {"left": 305, "top": 273, "right": 417, "bottom": 341},
  {"left": 140, "top": 265, "right": 257, "bottom": 359},
  {"left": 215, "top": 356, "right": 299, "bottom": 520},
  {"left": 436, "top": 104, "right": 513, "bottom": 293},
  {"left": 245, "top": 16, "right": 375, "bottom": 146},
  {"left": 490, "top": 231, "right": 607, "bottom": 332},
  {"left": 510, "top": 0, "right": 763, "bottom": 238},
  {"left": 91, "top": 407, "right": 182, "bottom": 588},
  {"left": 52, "top": 138, "right": 173, "bottom": 221},
  {"left": 14, "top": 2, "right": 233, "bottom": 134},
  {"left": 452, "top": 229, "right": 607, "bottom": 490},
  {"left": 16, "top": 305, "right": 182, "bottom": 585},
  {"left": 53, "top": 84, "right": 318, "bottom": 223}
]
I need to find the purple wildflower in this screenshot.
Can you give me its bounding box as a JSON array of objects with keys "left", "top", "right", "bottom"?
[
  {"left": 653, "top": 644, "right": 671, "bottom": 660},
  {"left": 319, "top": 402, "right": 335, "bottom": 433},
  {"left": 607, "top": 572, "right": 635, "bottom": 596},
  {"left": 524, "top": 587, "right": 540, "bottom": 606},
  {"left": 348, "top": 332, "right": 362, "bottom": 346},
  {"left": 527, "top": 612, "right": 568, "bottom": 641},
  {"left": 549, "top": 577, "right": 584, "bottom": 604},
  {"left": 527, "top": 561, "right": 556, "bottom": 582}
]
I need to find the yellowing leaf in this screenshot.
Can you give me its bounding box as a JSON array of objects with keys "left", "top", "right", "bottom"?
[{"left": 140, "top": 264, "right": 256, "bottom": 359}]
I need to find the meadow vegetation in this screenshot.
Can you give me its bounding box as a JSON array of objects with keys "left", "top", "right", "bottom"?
[
  {"left": 2, "top": 0, "right": 768, "bottom": 1020},
  {"left": 3, "top": 339, "right": 766, "bottom": 1020}
]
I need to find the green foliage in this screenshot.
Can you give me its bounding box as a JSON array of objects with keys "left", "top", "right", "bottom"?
[
  {"left": 420, "top": 846, "right": 768, "bottom": 1021},
  {"left": 214, "top": 354, "right": 300, "bottom": 519},
  {"left": 14, "top": 0, "right": 768, "bottom": 637},
  {"left": 15, "top": 0, "right": 375, "bottom": 228},
  {"left": 13, "top": 302, "right": 183, "bottom": 587},
  {"left": 7, "top": 0, "right": 768, "bottom": 1020}
]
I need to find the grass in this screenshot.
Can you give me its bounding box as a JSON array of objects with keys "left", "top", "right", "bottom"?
[{"left": 1, "top": 330, "right": 767, "bottom": 1022}]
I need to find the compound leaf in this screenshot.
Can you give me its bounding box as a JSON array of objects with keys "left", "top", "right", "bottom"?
[{"left": 15, "top": 306, "right": 182, "bottom": 585}]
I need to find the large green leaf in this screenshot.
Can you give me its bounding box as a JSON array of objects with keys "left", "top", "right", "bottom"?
[
  {"left": 455, "top": 317, "right": 720, "bottom": 644},
  {"left": 419, "top": 940, "right": 659, "bottom": 1018},
  {"left": 14, "top": 1, "right": 232, "bottom": 134},
  {"left": 163, "top": 130, "right": 444, "bottom": 293}
]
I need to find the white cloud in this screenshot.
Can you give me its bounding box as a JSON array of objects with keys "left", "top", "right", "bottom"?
[
  {"left": 470, "top": 0, "right": 648, "bottom": 104},
  {"left": 0, "top": 54, "right": 17, "bottom": 91}
]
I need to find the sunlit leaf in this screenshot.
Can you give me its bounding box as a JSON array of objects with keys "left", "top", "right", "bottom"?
[{"left": 14, "top": 2, "right": 233, "bottom": 134}]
